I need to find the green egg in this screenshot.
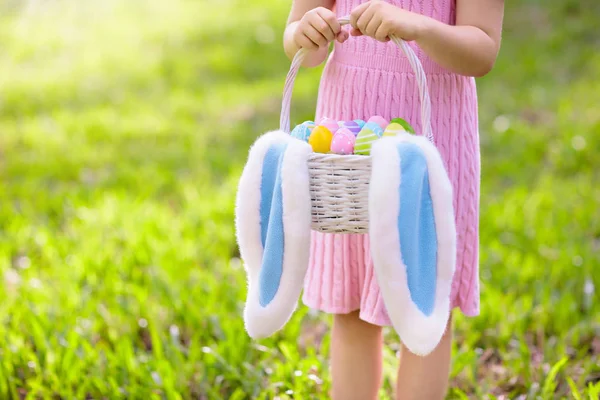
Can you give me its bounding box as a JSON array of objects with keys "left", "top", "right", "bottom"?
[
  {"left": 390, "top": 118, "right": 415, "bottom": 134},
  {"left": 354, "top": 128, "right": 380, "bottom": 155}
]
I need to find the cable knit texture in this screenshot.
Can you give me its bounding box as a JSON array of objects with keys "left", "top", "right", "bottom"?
[{"left": 302, "top": 0, "right": 480, "bottom": 323}]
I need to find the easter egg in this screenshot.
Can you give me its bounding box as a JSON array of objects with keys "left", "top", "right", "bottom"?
[
  {"left": 354, "top": 119, "right": 366, "bottom": 128},
  {"left": 318, "top": 117, "right": 340, "bottom": 134},
  {"left": 354, "top": 127, "right": 381, "bottom": 155},
  {"left": 390, "top": 118, "right": 415, "bottom": 134},
  {"left": 291, "top": 123, "right": 312, "bottom": 142},
  {"left": 367, "top": 115, "right": 389, "bottom": 130},
  {"left": 330, "top": 128, "right": 356, "bottom": 155},
  {"left": 382, "top": 122, "right": 406, "bottom": 137},
  {"left": 362, "top": 121, "right": 384, "bottom": 137},
  {"left": 302, "top": 120, "right": 316, "bottom": 129},
  {"left": 341, "top": 120, "right": 362, "bottom": 136},
  {"left": 309, "top": 125, "right": 334, "bottom": 153}
]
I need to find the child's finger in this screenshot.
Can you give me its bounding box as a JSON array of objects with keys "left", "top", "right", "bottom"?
[
  {"left": 317, "top": 8, "right": 341, "bottom": 34},
  {"left": 309, "top": 14, "right": 335, "bottom": 42},
  {"left": 336, "top": 30, "right": 349, "bottom": 43},
  {"left": 349, "top": 2, "right": 370, "bottom": 29},
  {"left": 365, "top": 14, "right": 382, "bottom": 37},
  {"left": 374, "top": 22, "right": 391, "bottom": 42},
  {"left": 355, "top": 4, "right": 376, "bottom": 35},
  {"left": 305, "top": 24, "right": 329, "bottom": 47},
  {"left": 295, "top": 33, "right": 319, "bottom": 51},
  {"left": 350, "top": 27, "right": 363, "bottom": 37}
]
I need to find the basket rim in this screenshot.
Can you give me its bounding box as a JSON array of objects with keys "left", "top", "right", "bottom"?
[{"left": 308, "top": 153, "right": 372, "bottom": 163}]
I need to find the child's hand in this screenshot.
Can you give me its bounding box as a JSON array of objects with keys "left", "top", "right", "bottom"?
[
  {"left": 349, "top": 0, "right": 427, "bottom": 42},
  {"left": 293, "top": 7, "right": 349, "bottom": 51}
]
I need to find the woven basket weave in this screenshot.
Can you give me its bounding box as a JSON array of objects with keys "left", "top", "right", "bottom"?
[
  {"left": 308, "top": 153, "right": 371, "bottom": 233},
  {"left": 280, "top": 17, "right": 434, "bottom": 234}
]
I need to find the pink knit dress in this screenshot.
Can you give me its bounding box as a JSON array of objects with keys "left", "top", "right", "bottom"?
[{"left": 302, "top": 0, "right": 480, "bottom": 325}]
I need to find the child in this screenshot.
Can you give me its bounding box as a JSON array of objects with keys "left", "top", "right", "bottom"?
[{"left": 283, "top": 0, "right": 504, "bottom": 399}]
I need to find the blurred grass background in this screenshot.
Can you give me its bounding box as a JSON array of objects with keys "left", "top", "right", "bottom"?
[{"left": 0, "top": 0, "right": 599, "bottom": 398}]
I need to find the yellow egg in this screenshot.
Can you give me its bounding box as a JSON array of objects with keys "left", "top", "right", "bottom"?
[
  {"left": 382, "top": 122, "right": 406, "bottom": 137},
  {"left": 390, "top": 118, "right": 415, "bottom": 134},
  {"left": 308, "top": 126, "right": 334, "bottom": 153}
]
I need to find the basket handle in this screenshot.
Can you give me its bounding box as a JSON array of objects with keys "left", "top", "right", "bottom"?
[{"left": 280, "top": 16, "right": 434, "bottom": 143}]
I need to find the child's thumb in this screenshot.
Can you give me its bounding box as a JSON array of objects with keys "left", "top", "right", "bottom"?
[
  {"left": 349, "top": 27, "right": 363, "bottom": 37},
  {"left": 336, "top": 30, "right": 350, "bottom": 42}
]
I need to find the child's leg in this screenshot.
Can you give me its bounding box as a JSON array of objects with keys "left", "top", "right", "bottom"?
[
  {"left": 331, "top": 310, "right": 383, "bottom": 400},
  {"left": 395, "top": 316, "right": 453, "bottom": 400}
]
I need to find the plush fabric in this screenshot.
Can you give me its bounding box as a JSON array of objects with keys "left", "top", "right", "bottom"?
[
  {"left": 369, "top": 135, "right": 456, "bottom": 356},
  {"left": 236, "top": 130, "right": 456, "bottom": 350},
  {"left": 235, "top": 130, "right": 312, "bottom": 339},
  {"left": 259, "top": 143, "right": 288, "bottom": 306},
  {"left": 397, "top": 142, "right": 438, "bottom": 316}
]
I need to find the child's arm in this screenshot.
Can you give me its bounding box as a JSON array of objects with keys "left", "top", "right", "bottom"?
[
  {"left": 416, "top": 0, "right": 504, "bottom": 77},
  {"left": 350, "top": 0, "right": 504, "bottom": 77},
  {"left": 284, "top": 0, "right": 349, "bottom": 68}
]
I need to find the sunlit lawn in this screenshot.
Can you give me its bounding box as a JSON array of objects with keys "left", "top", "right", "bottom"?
[{"left": 0, "top": 0, "right": 598, "bottom": 398}]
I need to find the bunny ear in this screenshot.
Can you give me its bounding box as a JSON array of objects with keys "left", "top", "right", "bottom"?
[
  {"left": 369, "top": 135, "right": 456, "bottom": 356},
  {"left": 235, "top": 131, "right": 312, "bottom": 339}
]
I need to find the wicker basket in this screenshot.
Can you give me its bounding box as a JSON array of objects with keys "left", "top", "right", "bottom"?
[{"left": 280, "top": 17, "right": 434, "bottom": 234}]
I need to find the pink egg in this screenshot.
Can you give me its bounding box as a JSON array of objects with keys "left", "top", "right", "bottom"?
[
  {"left": 330, "top": 128, "right": 356, "bottom": 155},
  {"left": 318, "top": 117, "right": 340, "bottom": 134},
  {"left": 367, "top": 115, "right": 389, "bottom": 130}
]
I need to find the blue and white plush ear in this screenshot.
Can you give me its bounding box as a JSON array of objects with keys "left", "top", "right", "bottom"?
[
  {"left": 369, "top": 135, "right": 456, "bottom": 356},
  {"left": 235, "top": 130, "right": 312, "bottom": 339}
]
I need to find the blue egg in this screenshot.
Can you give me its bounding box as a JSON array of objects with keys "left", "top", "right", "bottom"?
[
  {"left": 362, "top": 121, "right": 384, "bottom": 137},
  {"left": 291, "top": 123, "right": 312, "bottom": 142},
  {"left": 354, "top": 119, "right": 366, "bottom": 128},
  {"left": 302, "top": 120, "right": 316, "bottom": 129}
]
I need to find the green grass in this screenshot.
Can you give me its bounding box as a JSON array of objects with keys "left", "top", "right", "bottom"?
[{"left": 0, "top": 0, "right": 599, "bottom": 398}]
